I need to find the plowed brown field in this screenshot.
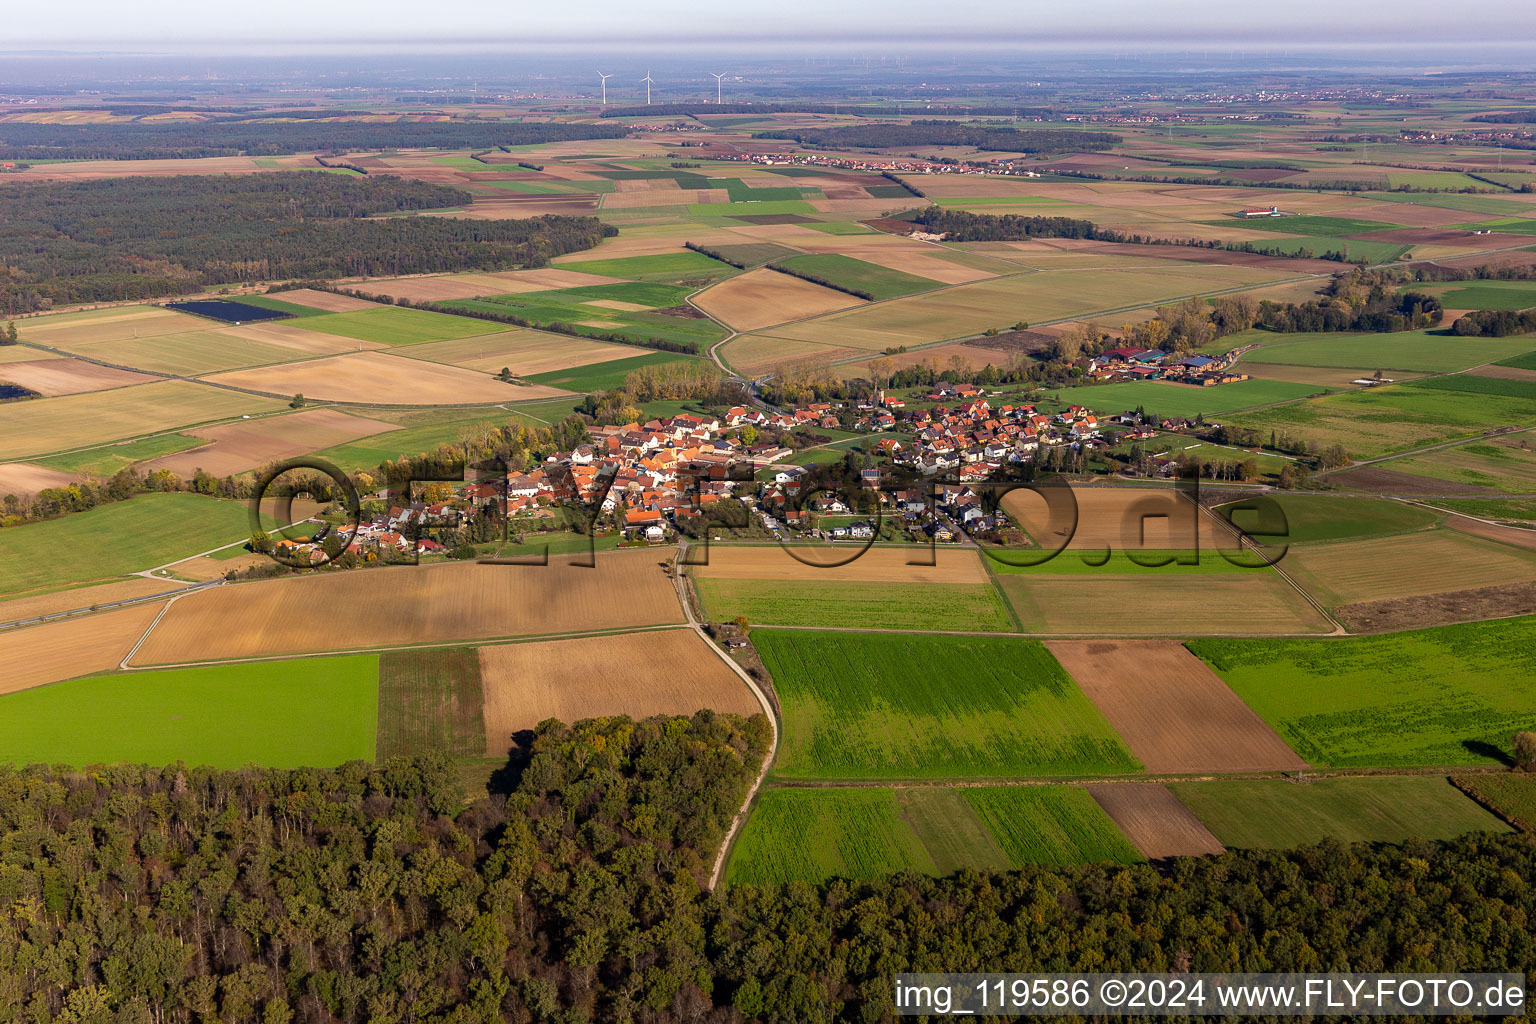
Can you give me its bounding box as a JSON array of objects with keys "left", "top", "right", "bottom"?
[
  {"left": 0, "top": 603, "right": 167, "bottom": 695},
  {"left": 1088, "top": 784, "right": 1225, "bottom": 859},
  {"left": 478, "top": 629, "right": 759, "bottom": 754},
  {"left": 146, "top": 408, "right": 400, "bottom": 477},
  {"left": 1047, "top": 640, "right": 1308, "bottom": 773},
  {"left": 693, "top": 268, "right": 865, "bottom": 331}
]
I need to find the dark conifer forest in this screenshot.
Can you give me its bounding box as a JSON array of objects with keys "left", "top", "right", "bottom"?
[
  {"left": 0, "top": 175, "right": 614, "bottom": 312},
  {"left": 0, "top": 713, "right": 1531, "bottom": 1023}
]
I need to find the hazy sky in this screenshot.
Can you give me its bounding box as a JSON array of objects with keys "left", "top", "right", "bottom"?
[{"left": 9, "top": 0, "right": 1536, "bottom": 50}]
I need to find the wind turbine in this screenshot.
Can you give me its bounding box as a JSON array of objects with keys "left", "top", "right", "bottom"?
[
  {"left": 597, "top": 71, "right": 613, "bottom": 105},
  {"left": 641, "top": 70, "right": 655, "bottom": 106},
  {"left": 711, "top": 72, "right": 726, "bottom": 105}
]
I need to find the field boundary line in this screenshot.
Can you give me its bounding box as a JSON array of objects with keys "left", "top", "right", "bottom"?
[
  {"left": 118, "top": 593, "right": 186, "bottom": 670},
  {"left": 676, "top": 540, "right": 780, "bottom": 891},
  {"left": 1194, "top": 498, "right": 1345, "bottom": 635}
]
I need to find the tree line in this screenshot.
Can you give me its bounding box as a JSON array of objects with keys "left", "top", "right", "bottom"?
[
  {"left": 0, "top": 714, "right": 1532, "bottom": 1022},
  {"left": 0, "top": 175, "right": 612, "bottom": 313},
  {"left": 600, "top": 103, "right": 1054, "bottom": 118},
  {"left": 753, "top": 123, "right": 1120, "bottom": 154},
  {"left": 0, "top": 120, "right": 628, "bottom": 161}
]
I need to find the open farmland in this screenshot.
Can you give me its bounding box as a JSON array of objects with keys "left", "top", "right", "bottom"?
[
  {"left": 1232, "top": 329, "right": 1536, "bottom": 374},
  {"left": 145, "top": 408, "right": 400, "bottom": 478},
  {"left": 550, "top": 250, "right": 738, "bottom": 283},
  {"left": 15, "top": 305, "right": 208, "bottom": 346},
  {"left": 130, "top": 551, "right": 685, "bottom": 664},
  {"left": 1371, "top": 435, "right": 1536, "bottom": 494},
  {"left": 690, "top": 544, "right": 989, "bottom": 583},
  {"left": 1046, "top": 378, "right": 1322, "bottom": 419},
  {"left": 1281, "top": 529, "right": 1536, "bottom": 609},
  {"left": 203, "top": 350, "right": 568, "bottom": 405},
  {"left": 1224, "top": 384, "right": 1536, "bottom": 460},
  {"left": 1189, "top": 616, "right": 1536, "bottom": 767},
  {"left": 478, "top": 629, "right": 759, "bottom": 756},
  {"left": 0, "top": 358, "right": 156, "bottom": 397},
  {"left": 752, "top": 630, "right": 1140, "bottom": 779},
  {"left": 1455, "top": 775, "right": 1536, "bottom": 832},
  {"left": 0, "top": 492, "right": 265, "bottom": 596},
  {"left": 286, "top": 306, "right": 498, "bottom": 346},
  {"left": 1046, "top": 641, "right": 1307, "bottom": 773},
  {"left": 58, "top": 329, "right": 308, "bottom": 376},
  {"left": 999, "top": 574, "right": 1331, "bottom": 634},
  {"left": 0, "top": 381, "right": 285, "bottom": 461},
  {"left": 268, "top": 289, "right": 380, "bottom": 313},
  {"left": 0, "top": 577, "right": 182, "bottom": 626},
  {"left": 1088, "top": 784, "right": 1226, "bottom": 859},
  {"left": 696, "top": 577, "right": 1014, "bottom": 631},
  {"left": 725, "top": 788, "right": 934, "bottom": 885},
  {"left": 1002, "top": 484, "right": 1235, "bottom": 553},
  {"left": 962, "top": 787, "right": 1144, "bottom": 866},
  {"left": 0, "top": 462, "right": 77, "bottom": 500},
  {"left": 1217, "top": 494, "right": 1443, "bottom": 544},
  {"left": 743, "top": 263, "right": 1288, "bottom": 352},
  {"left": 0, "top": 655, "right": 379, "bottom": 768},
  {"left": 402, "top": 329, "right": 639, "bottom": 375},
  {"left": 377, "top": 647, "right": 486, "bottom": 759},
  {"left": 0, "top": 604, "right": 168, "bottom": 696},
  {"left": 1169, "top": 777, "right": 1510, "bottom": 849},
  {"left": 773, "top": 254, "right": 941, "bottom": 300},
  {"left": 692, "top": 267, "right": 865, "bottom": 330},
  {"left": 893, "top": 788, "right": 1012, "bottom": 874}
]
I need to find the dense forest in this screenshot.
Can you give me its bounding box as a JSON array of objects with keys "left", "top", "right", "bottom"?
[
  {"left": 0, "top": 121, "right": 628, "bottom": 161},
  {"left": 1257, "top": 269, "right": 1444, "bottom": 333},
  {"left": 0, "top": 714, "right": 1531, "bottom": 1022},
  {"left": 1452, "top": 308, "right": 1536, "bottom": 336},
  {"left": 0, "top": 175, "right": 613, "bottom": 312},
  {"left": 753, "top": 123, "right": 1119, "bottom": 154}
]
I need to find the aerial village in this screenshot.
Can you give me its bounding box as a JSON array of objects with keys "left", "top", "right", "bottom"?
[{"left": 271, "top": 340, "right": 1263, "bottom": 566}]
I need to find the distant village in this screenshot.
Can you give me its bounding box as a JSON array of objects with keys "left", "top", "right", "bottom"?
[{"left": 276, "top": 349, "right": 1262, "bottom": 563}]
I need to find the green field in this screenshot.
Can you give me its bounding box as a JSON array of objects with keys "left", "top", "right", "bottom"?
[
  {"left": 1235, "top": 329, "right": 1536, "bottom": 373},
  {"left": 896, "top": 788, "right": 1012, "bottom": 873},
  {"left": 1389, "top": 437, "right": 1536, "bottom": 493},
  {"left": 1454, "top": 774, "right": 1536, "bottom": 831},
  {"left": 33, "top": 432, "right": 205, "bottom": 476},
  {"left": 523, "top": 352, "right": 697, "bottom": 393},
  {"left": 1495, "top": 350, "right": 1536, "bottom": 371},
  {"left": 725, "top": 788, "right": 934, "bottom": 885},
  {"left": 377, "top": 648, "right": 485, "bottom": 758},
  {"left": 687, "top": 200, "right": 818, "bottom": 219},
  {"left": 0, "top": 492, "right": 262, "bottom": 595},
  {"left": 294, "top": 306, "right": 497, "bottom": 346},
  {"left": 1217, "top": 494, "right": 1443, "bottom": 544},
  {"left": 0, "top": 656, "right": 379, "bottom": 768},
  {"left": 1225, "top": 214, "right": 1402, "bottom": 236},
  {"left": 703, "top": 242, "right": 801, "bottom": 266},
  {"left": 1425, "top": 282, "right": 1536, "bottom": 312},
  {"left": 307, "top": 408, "right": 537, "bottom": 474},
  {"left": 444, "top": 292, "right": 725, "bottom": 350},
  {"left": 554, "top": 251, "right": 737, "bottom": 283},
  {"left": 1433, "top": 496, "right": 1536, "bottom": 521},
  {"left": 1047, "top": 378, "right": 1320, "bottom": 419},
  {"left": 751, "top": 630, "right": 1140, "bottom": 779},
  {"left": 1387, "top": 171, "right": 1486, "bottom": 190},
  {"left": 1224, "top": 383, "right": 1536, "bottom": 459},
  {"left": 694, "top": 578, "right": 1014, "bottom": 631},
  {"left": 774, "top": 253, "right": 940, "bottom": 300},
  {"left": 1404, "top": 374, "right": 1536, "bottom": 399},
  {"left": 1170, "top": 777, "right": 1510, "bottom": 849},
  {"left": 802, "top": 220, "right": 881, "bottom": 234},
  {"left": 963, "top": 787, "right": 1143, "bottom": 865},
  {"left": 1189, "top": 617, "right": 1536, "bottom": 767}
]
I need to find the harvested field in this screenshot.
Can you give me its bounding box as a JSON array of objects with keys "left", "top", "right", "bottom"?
[
  {"left": 0, "top": 578, "right": 182, "bottom": 626},
  {"left": 0, "top": 347, "right": 63, "bottom": 365},
  {"left": 1001, "top": 575, "right": 1332, "bottom": 634},
  {"left": 1283, "top": 530, "right": 1536, "bottom": 608},
  {"left": 164, "top": 553, "right": 268, "bottom": 582},
  {"left": 720, "top": 336, "right": 859, "bottom": 375},
  {"left": 1335, "top": 580, "right": 1536, "bottom": 633},
  {"left": 1327, "top": 464, "right": 1497, "bottom": 496},
  {"left": 840, "top": 342, "right": 1021, "bottom": 379},
  {"left": 0, "top": 604, "right": 166, "bottom": 696},
  {"left": 267, "top": 289, "right": 379, "bottom": 313},
  {"left": 1047, "top": 641, "right": 1307, "bottom": 773},
  {"left": 1447, "top": 514, "right": 1536, "bottom": 552},
  {"left": 692, "top": 267, "right": 864, "bottom": 331},
  {"left": 202, "top": 351, "right": 568, "bottom": 405},
  {"left": 1088, "top": 784, "right": 1225, "bottom": 859},
  {"left": 16, "top": 306, "right": 205, "bottom": 346},
  {"left": 378, "top": 648, "right": 486, "bottom": 759},
  {"left": 1238, "top": 362, "right": 1425, "bottom": 389},
  {"left": 144, "top": 408, "right": 400, "bottom": 478},
  {"left": 1474, "top": 364, "right": 1536, "bottom": 383},
  {"left": 844, "top": 249, "right": 997, "bottom": 284},
  {"left": 1003, "top": 485, "right": 1232, "bottom": 553},
  {"left": 61, "top": 329, "right": 307, "bottom": 376},
  {"left": 0, "top": 462, "right": 78, "bottom": 499},
  {"left": 692, "top": 544, "right": 988, "bottom": 584},
  {"left": 131, "top": 551, "right": 685, "bottom": 664},
  {"left": 215, "top": 322, "right": 387, "bottom": 356},
  {"left": 356, "top": 274, "right": 548, "bottom": 304},
  {"left": 0, "top": 382, "right": 285, "bottom": 462},
  {"left": 403, "top": 330, "right": 637, "bottom": 375},
  {"left": 478, "top": 629, "right": 758, "bottom": 755},
  {"left": 0, "top": 358, "right": 157, "bottom": 397}
]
